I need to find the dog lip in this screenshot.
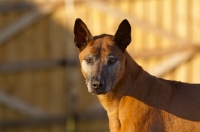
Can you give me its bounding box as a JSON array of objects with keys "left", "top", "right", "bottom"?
[
  {"left": 90, "top": 90, "right": 106, "bottom": 95},
  {"left": 89, "top": 86, "right": 114, "bottom": 95},
  {"left": 90, "top": 91, "right": 100, "bottom": 95}
]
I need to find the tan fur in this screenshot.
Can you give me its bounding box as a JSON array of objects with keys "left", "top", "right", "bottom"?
[{"left": 76, "top": 19, "right": 200, "bottom": 132}]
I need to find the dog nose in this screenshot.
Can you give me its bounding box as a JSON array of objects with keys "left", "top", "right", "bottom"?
[{"left": 92, "top": 80, "right": 104, "bottom": 89}]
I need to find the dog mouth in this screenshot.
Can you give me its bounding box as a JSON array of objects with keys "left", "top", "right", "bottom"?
[
  {"left": 91, "top": 91, "right": 103, "bottom": 95},
  {"left": 89, "top": 88, "right": 107, "bottom": 95},
  {"left": 90, "top": 91, "right": 109, "bottom": 95},
  {"left": 88, "top": 85, "right": 115, "bottom": 95}
]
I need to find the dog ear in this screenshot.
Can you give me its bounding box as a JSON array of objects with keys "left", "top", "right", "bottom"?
[
  {"left": 114, "top": 19, "right": 131, "bottom": 52},
  {"left": 74, "top": 18, "right": 93, "bottom": 51}
]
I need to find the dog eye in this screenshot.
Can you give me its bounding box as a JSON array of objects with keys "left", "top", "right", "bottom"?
[
  {"left": 85, "top": 58, "right": 93, "bottom": 64},
  {"left": 108, "top": 58, "right": 116, "bottom": 65}
]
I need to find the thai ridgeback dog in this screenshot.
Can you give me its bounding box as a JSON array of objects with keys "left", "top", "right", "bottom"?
[{"left": 74, "top": 18, "right": 200, "bottom": 132}]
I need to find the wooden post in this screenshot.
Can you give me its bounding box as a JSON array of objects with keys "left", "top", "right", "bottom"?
[{"left": 64, "top": 1, "right": 78, "bottom": 131}]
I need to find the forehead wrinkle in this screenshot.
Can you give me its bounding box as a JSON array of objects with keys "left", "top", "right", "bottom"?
[
  {"left": 88, "top": 37, "right": 103, "bottom": 55},
  {"left": 101, "top": 37, "right": 115, "bottom": 55},
  {"left": 100, "top": 37, "right": 109, "bottom": 59}
]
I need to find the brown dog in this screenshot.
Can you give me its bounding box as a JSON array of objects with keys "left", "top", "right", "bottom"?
[{"left": 74, "top": 18, "right": 200, "bottom": 132}]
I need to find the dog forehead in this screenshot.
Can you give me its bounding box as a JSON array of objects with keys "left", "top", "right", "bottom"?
[
  {"left": 79, "top": 34, "right": 123, "bottom": 60},
  {"left": 91, "top": 35, "right": 114, "bottom": 50}
]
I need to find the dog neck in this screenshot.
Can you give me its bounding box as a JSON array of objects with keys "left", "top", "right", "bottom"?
[{"left": 96, "top": 51, "right": 144, "bottom": 130}]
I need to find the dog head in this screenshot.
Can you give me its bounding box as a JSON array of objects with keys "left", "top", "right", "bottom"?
[{"left": 74, "top": 18, "right": 131, "bottom": 95}]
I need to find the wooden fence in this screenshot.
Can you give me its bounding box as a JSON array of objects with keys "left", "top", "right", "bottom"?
[{"left": 0, "top": 0, "right": 200, "bottom": 131}]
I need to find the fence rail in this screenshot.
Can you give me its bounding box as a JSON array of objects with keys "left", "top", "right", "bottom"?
[{"left": 0, "top": 59, "right": 78, "bottom": 72}]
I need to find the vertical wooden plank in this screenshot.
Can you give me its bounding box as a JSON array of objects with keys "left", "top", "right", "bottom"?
[
  {"left": 161, "top": 0, "right": 174, "bottom": 49},
  {"left": 18, "top": 29, "right": 34, "bottom": 102},
  {"left": 91, "top": 8, "right": 101, "bottom": 35},
  {"left": 162, "top": 0, "right": 178, "bottom": 80},
  {"left": 34, "top": 18, "right": 48, "bottom": 110},
  {"left": 17, "top": 20, "right": 34, "bottom": 132},
  {"left": 191, "top": 0, "right": 200, "bottom": 42},
  {"left": 130, "top": 0, "right": 145, "bottom": 67},
  {"left": 48, "top": 6, "right": 66, "bottom": 132},
  {"left": 160, "top": 0, "right": 173, "bottom": 48},
  {"left": 173, "top": 0, "right": 189, "bottom": 82},
  {"left": 0, "top": 12, "right": 6, "bottom": 123},
  {"left": 56, "top": 6, "right": 68, "bottom": 131},
  {"left": 3, "top": 11, "right": 21, "bottom": 132},
  {"left": 105, "top": 1, "right": 121, "bottom": 35},
  {"left": 18, "top": 25, "right": 34, "bottom": 101},
  {"left": 145, "top": 0, "right": 159, "bottom": 71},
  {"left": 33, "top": 17, "right": 50, "bottom": 132},
  {"left": 191, "top": 0, "right": 200, "bottom": 83},
  {"left": 140, "top": 0, "right": 151, "bottom": 71},
  {"left": 154, "top": 0, "right": 171, "bottom": 79},
  {"left": 185, "top": 0, "right": 193, "bottom": 83},
  {"left": 175, "top": 0, "right": 188, "bottom": 39},
  {"left": 191, "top": 53, "right": 200, "bottom": 83},
  {"left": 16, "top": 9, "right": 45, "bottom": 132},
  {"left": 0, "top": 13, "right": 6, "bottom": 62},
  {"left": 104, "top": 12, "right": 117, "bottom": 35},
  {"left": 118, "top": 0, "right": 130, "bottom": 14},
  {"left": 99, "top": 8, "right": 108, "bottom": 34}
]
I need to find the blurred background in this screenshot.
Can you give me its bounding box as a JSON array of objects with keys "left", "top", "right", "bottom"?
[{"left": 0, "top": 0, "right": 200, "bottom": 132}]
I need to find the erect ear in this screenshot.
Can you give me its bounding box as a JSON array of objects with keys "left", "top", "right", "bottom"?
[
  {"left": 74, "top": 18, "right": 93, "bottom": 51},
  {"left": 114, "top": 19, "right": 131, "bottom": 52}
]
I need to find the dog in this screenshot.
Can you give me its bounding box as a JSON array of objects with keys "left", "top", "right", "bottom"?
[{"left": 74, "top": 18, "right": 200, "bottom": 132}]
